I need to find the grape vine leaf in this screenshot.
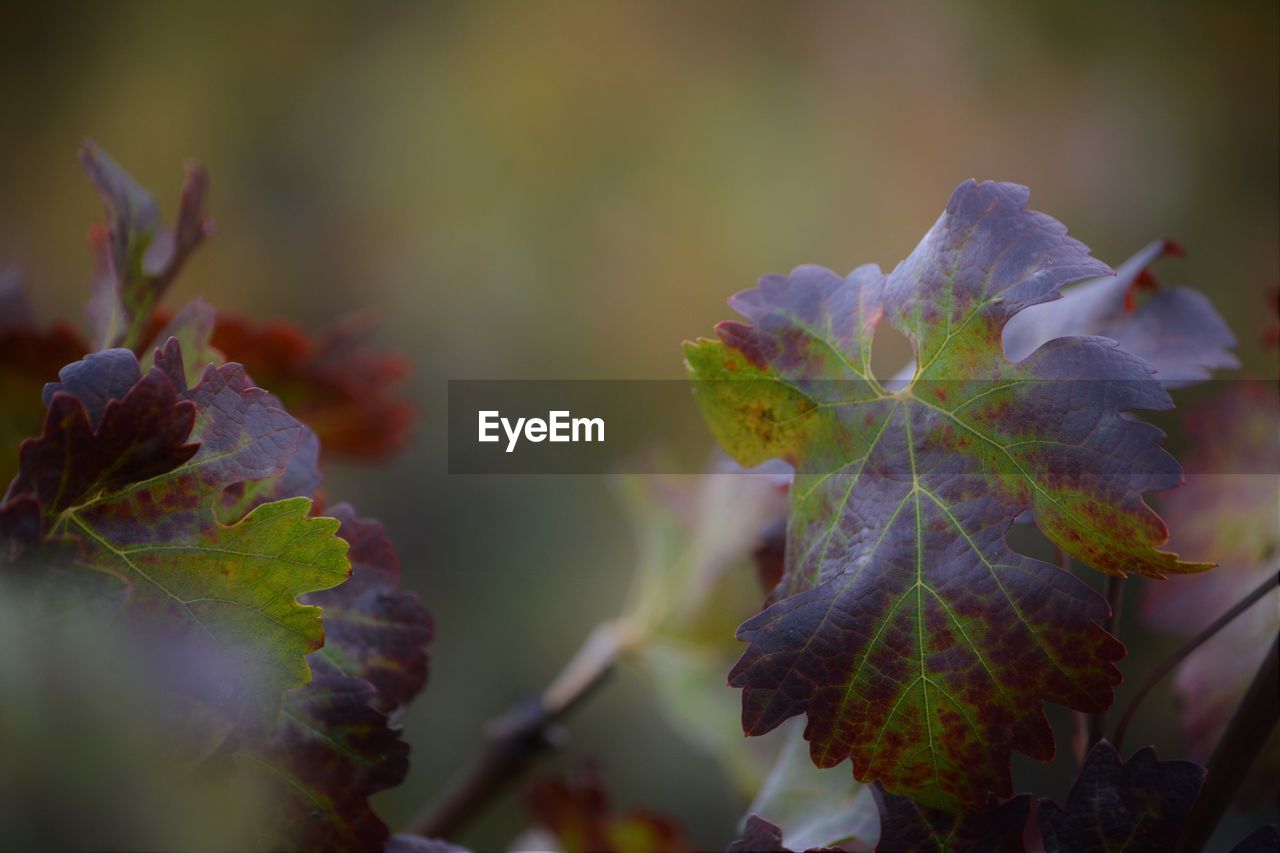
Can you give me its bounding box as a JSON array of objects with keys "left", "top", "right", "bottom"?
[
  {"left": 727, "top": 815, "right": 840, "bottom": 853},
  {"left": 211, "top": 312, "right": 413, "bottom": 459},
  {"left": 742, "top": 720, "right": 878, "bottom": 851},
  {"left": 1035, "top": 740, "right": 1204, "bottom": 852},
  {"left": 1002, "top": 238, "right": 1238, "bottom": 388},
  {"left": 1, "top": 342, "right": 350, "bottom": 725},
  {"left": 871, "top": 785, "right": 1030, "bottom": 852},
  {"left": 525, "top": 767, "right": 693, "bottom": 853},
  {"left": 80, "top": 141, "right": 213, "bottom": 350},
  {"left": 1140, "top": 380, "right": 1280, "bottom": 802},
  {"left": 0, "top": 270, "right": 90, "bottom": 487},
  {"left": 686, "top": 180, "right": 1209, "bottom": 812},
  {"left": 303, "top": 503, "right": 433, "bottom": 712},
  {"left": 234, "top": 502, "right": 432, "bottom": 849}
]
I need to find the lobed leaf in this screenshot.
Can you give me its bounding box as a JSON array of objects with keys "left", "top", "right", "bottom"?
[
  {"left": 1035, "top": 740, "right": 1204, "bottom": 851},
  {"left": 211, "top": 312, "right": 413, "bottom": 460},
  {"left": 2, "top": 342, "right": 349, "bottom": 726},
  {"left": 871, "top": 785, "right": 1030, "bottom": 853},
  {"left": 0, "top": 270, "right": 90, "bottom": 487},
  {"left": 237, "top": 502, "right": 432, "bottom": 849},
  {"left": 687, "top": 180, "right": 1207, "bottom": 812}
]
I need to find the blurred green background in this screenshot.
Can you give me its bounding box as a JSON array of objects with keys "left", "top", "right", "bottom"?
[{"left": 1, "top": 2, "right": 1276, "bottom": 849}]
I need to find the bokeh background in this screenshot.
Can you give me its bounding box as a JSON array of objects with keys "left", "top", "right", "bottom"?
[{"left": 1, "top": 2, "right": 1276, "bottom": 849}]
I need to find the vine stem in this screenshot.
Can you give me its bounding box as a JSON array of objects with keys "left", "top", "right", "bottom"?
[
  {"left": 1059, "top": 546, "right": 1091, "bottom": 766},
  {"left": 1088, "top": 572, "right": 1125, "bottom": 748},
  {"left": 409, "top": 621, "right": 633, "bottom": 839},
  {"left": 1176, "top": 635, "right": 1279, "bottom": 853},
  {"left": 1114, "top": 568, "right": 1279, "bottom": 752}
]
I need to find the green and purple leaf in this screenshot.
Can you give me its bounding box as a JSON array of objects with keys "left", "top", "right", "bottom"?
[
  {"left": 2, "top": 342, "right": 349, "bottom": 726},
  {"left": 1035, "top": 741, "right": 1204, "bottom": 851},
  {"left": 80, "top": 140, "right": 213, "bottom": 350},
  {"left": 871, "top": 785, "right": 1030, "bottom": 852},
  {"left": 686, "top": 180, "right": 1207, "bottom": 812},
  {"left": 234, "top": 674, "right": 411, "bottom": 850}
]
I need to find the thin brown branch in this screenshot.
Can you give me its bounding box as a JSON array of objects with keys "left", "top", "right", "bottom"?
[
  {"left": 1176, "top": 635, "right": 1279, "bottom": 853},
  {"left": 409, "top": 622, "right": 626, "bottom": 840},
  {"left": 1088, "top": 572, "right": 1125, "bottom": 748},
  {"left": 1114, "top": 568, "right": 1279, "bottom": 752}
]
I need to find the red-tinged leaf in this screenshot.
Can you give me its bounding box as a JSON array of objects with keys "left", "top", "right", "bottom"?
[
  {"left": 80, "top": 140, "right": 212, "bottom": 349},
  {"left": 686, "top": 181, "right": 1207, "bottom": 812},
  {"left": 235, "top": 500, "right": 432, "bottom": 850},
  {"left": 1, "top": 342, "right": 350, "bottom": 727},
  {"left": 0, "top": 270, "right": 91, "bottom": 488},
  {"left": 1003, "top": 239, "right": 1237, "bottom": 388},
  {"left": 871, "top": 785, "right": 1030, "bottom": 853},
  {"left": 526, "top": 768, "right": 694, "bottom": 853},
  {"left": 303, "top": 503, "right": 432, "bottom": 713},
  {"left": 1140, "top": 381, "right": 1280, "bottom": 801},
  {"left": 211, "top": 312, "right": 413, "bottom": 460},
  {"left": 728, "top": 815, "right": 843, "bottom": 852},
  {"left": 234, "top": 674, "right": 410, "bottom": 851},
  {"left": 7, "top": 358, "right": 198, "bottom": 515},
  {"left": 1035, "top": 741, "right": 1204, "bottom": 852}
]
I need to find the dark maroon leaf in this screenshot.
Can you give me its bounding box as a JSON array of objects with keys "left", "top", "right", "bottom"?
[
  {"left": 0, "top": 272, "right": 91, "bottom": 488},
  {"left": 303, "top": 503, "right": 432, "bottom": 713},
  {"left": 9, "top": 358, "right": 198, "bottom": 515},
  {"left": 727, "top": 815, "right": 845, "bottom": 852},
  {"left": 235, "top": 674, "right": 410, "bottom": 850},
  {"left": 872, "top": 785, "right": 1030, "bottom": 852},
  {"left": 1035, "top": 740, "right": 1204, "bottom": 852}
]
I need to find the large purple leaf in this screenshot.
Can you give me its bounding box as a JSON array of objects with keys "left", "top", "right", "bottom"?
[{"left": 687, "top": 180, "right": 1207, "bottom": 812}]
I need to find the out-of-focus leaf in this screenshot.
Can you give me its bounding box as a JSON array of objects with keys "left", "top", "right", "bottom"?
[
  {"left": 871, "top": 785, "right": 1030, "bottom": 853},
  {"left": 0, "top": 270, "right": 90, "bottom": 488},
  {"left": 211, "top": 312, "right": 413, "bottom": 460},
  {"left": 727, "top": 815, "right": 844, "bottom": 853},
  {"left": 0, "top": 342, "right": 349, "bottom": 726},
  {"left": 741, "top": 720, "right": 878, "bottom": 851},
  {"left": 525, "top": 767, "right": 693, "bottom": 853},
  {"left": 686, "top": 180, "right": 1201, "bottom": 811},
  {"left": 234, "top": 674, "right": 411, "bottom": 851},
  {"left": 1140, "top": 380, "right": 1280, "bottom": 801},
  {"left": 237, "top": 502, "right": 433, "bottom": 850},
  {"left": 142, "top": 298, "right": 224, "bottom": 388},
  {"left": 1002, "top": 239, "right": 1237, "bottom": 388},
  {"left": 304, "top": 503, "right": 433, "bottom": 713},
  {"left": 80, "top": 141, "right": 213, "bottom": 350},
  {"left": 617, "top": 459, "right": 788, "bottom": 790},
  {"left": 1035, "top": 740, "right": 1204, "bottom": 852},
  {"left": 387, "top": 835, "right": 471, "bottom": 853}
]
